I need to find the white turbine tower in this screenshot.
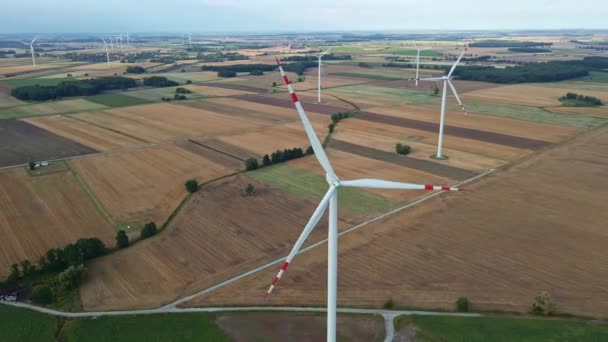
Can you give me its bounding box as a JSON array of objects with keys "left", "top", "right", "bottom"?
[
  {"left": 101, "top": 37, "right": 110, "bottom": 65},
  {"left": 109, "top": 37, "right": 114, "bottom": 50},
  {"left": 316, "top": 47, "right": 332, "bottom": 103},
  {"left": 266, "top": 57, "right": 464, "bottom": 342},
  {"left": 22, "top": 38, "right": 37, "bottom": 69},
  {"left": 188, "top": 33, "right": 192, "bottom": 48},
  {"left": 126, "top": 32, "right": 130, "bottom": 47},
  {"left": 418, "top": 47, "right": 469, "bottom": 159}
]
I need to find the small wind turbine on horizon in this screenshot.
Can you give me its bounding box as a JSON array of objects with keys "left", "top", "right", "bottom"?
[
  {"left": 414, "top": 47, "right": 431, "bottom": 86},
  {"left": 21, "top": 38, "right": 37, "bottom": 69},
  {"left": 101, "top": 37, "right": 110, "bottom": 65},
  {"left": 418, "top": 46, "right": 469, "bottom": 159},
  {"left": 316, "top": 47, "right": 332, "bottom": 103},
  {"left": 266, "top": 56, "right": 465, "bottom": 342},
  {"left": 109, "top": 37, "right": 114, "bottom": 50},
  {"left": 188, "top": 33, "right": 192, "bottom": 48}
]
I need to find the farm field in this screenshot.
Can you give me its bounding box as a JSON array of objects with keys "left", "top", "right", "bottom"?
[
  {"left": 70, "top": 102, "right": 269, "bottom": 143},
  {"left": 4, "top": 77, "right": 72, "bottom": 87},
  {"left": 463, "top": 84, "right": 608, "bottom": 107},
  {"left": 184, "top": 84, "right": 255, "bottom": 96},
  {"left": 369, "top": 104, "right": 583, "bottom": 143},
  {"left": 546, "top": 105, "right": 608, "bottom": 118},
  {"left": 138, "top": 71, "right": 218, "bottom": 84},
  {"left": 22, "top": 115, "right": 144, "bottom": 151},
  {"left": 0, "top": 98, "right": 108, "bottom": 120},
  {"left": 80, "top": 175, "right": 341, "bottom": 310},
  {"left": 86, "top": 93, "right": 154, "bottom": 108},
  {"left": 0, "top": 305, "right": 57, "bottom": 342},
  {"left": 124, "top": 86, "right": 206, "bottom": 101},
  {"left": 0, "top": 120, "right": 96, "bottom": 167},
  {"left": 69, "top": 143, "right": 236, "bottom": 229},
  {"left": 187, "top": 126, "right": 608, "bottom": 318},
  {"left": 326, "top": 83, "right": 437, "bottom": 108},
  {"left": 0, "top": 167, "right": 114, "bottom": 277}
]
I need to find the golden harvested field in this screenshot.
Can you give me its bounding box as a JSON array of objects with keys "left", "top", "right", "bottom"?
[
  {"left": 463, "top": 84, "right": 608, "bottom": 107},
  {"left": 69, "top": 144, "right": 235, "bottom": 226},
  {"left": 217, "top": 119, "right": 331, "bottom": 157},
  {"left": 370, "top": 104, "right": 583, "bottom": 143},
  {"left": 269, "top": 91, "right": 356, "bottom": 110},
  {"left": 71, "top": 103, "right": 269, "bottom": 143},
  {"left": 5, "top": 98, "right": 108, "bottom": 116},
  {"left": 337, "top": 118, "right": 528, "bottom": 164},
  {"left": 185, "top": 126, "right": 608, "bottom": 318},
  {"left": 183, "top": 84, "right": 254, "bottom": 97},
  {"left": 332, "top": 128, "right": 507, "bottom": 171},
  {"left": 290, "top": 149, "right": 455, "bottom": 202},
  {"left": 281, "top": 73, "right": 370, "bottom": 92},
  {"left": 22, "top": 115, "right": 143, "bottom": 151},
  {"left": 80, "top": 175, "right": 349, "bottom": 311},
  {"left": 205, "top": 97, "right": 333, "bottom": 121},
  {"left": 0, "top": 64, "right": 65, "bottom": 75},
  {"left": 0, "top": 167, "right": 114, "bottom": 277}
]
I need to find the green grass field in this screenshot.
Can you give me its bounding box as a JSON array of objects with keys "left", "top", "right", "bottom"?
[
  {"left": 87, "top": 93, "right": 154, "bottom": 108},
  {"left": 61, "top": 313, "right": 229, "bottom": 342},
  {"left": 329, "top": 83, "right": 438, "bottom": 106},
  {"left": 401, "top": 315, "right": 608, "bottom": 341},
  {"left": 578, "top": 71, "right": 608, "bottom": 83},
  {"left": 250, "top": 163, "right": 397, "bottom": 216},
  {"left": 146, "top": 72, "right": 219, "bottom": 84},
  {"left": 330, "top": 71, "right": 402, "bottom": 81},
  {"left": 0, "top": 305, "right": 57, "bottom": 342},
  {"left": 440, "top": 100, "right": 607, "bottom": 128},
  {"left": 125, "top": 86, "right": 206, "bottom": 101},
  {"left": 4, "top": 77, "right": 73, "bottom": 87}
]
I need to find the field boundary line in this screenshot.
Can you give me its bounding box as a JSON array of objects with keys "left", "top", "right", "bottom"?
[
  {"left": 64, "top": 114, "right": 152, "bottom": 143},
  {"left": 162, "top": 168, "right": 496, "bottom": 309}
]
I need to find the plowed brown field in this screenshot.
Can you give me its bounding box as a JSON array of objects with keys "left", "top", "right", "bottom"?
[
  {"left": 80, "top": 175, "right": 351, "bottom": 311},
  {"left": 69, "top": 144, "right": 235, "bottom": 226},
  {"left": 185, "top": 126, "right": 608, "bottom": 318},
  {"left": 463, "top": 84, "right": 608, "bottom": 107},
  {"left": 0, "top": 167, "right": 114, "bottom": 277}
]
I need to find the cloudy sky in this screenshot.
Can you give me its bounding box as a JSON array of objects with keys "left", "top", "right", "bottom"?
[{"left": 2, "top": 0, "right": 607, "bottom": 33}]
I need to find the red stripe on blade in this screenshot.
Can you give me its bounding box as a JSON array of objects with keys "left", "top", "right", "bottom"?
[
  {"left": 275, "top": 57, "right": 281, "bottom": 66},
  {"left": 281, "top": 262, "right": 289, "bottom": 271},
  {"left": 441, "top": 186, "right": 450, "bottom": 191},
  {"left": 283, "top": 75, "right": 290, "bottom": 85},
  {"left": 291, "top": 93, "right": 299, "bottom": 103},
  {"left": 272, "top": 277, "right": 279, "bottom": 285},
  {"left": 424, "top": 185, "right": 433, "bottom": 190}
]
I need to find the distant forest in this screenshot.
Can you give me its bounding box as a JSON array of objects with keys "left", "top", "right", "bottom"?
[
  {"left": 508, "top": 47, "right": 552, "bottom": 53},
  {"left": 282, "top": 54, "right": 352, "bottom": 62},
  {"left": 202, "top": 61, "right": 318, "bottom": 76},
  {"left": 11, "top": 77, "right": 137, "bottom": 101},
  {"left": 470, "top": 40, "right": 553, "bottom": 48},
  {"left": 452, "top": 57, "right": 608, "bottom": 84}
]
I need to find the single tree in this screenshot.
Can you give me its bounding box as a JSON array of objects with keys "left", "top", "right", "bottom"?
[
  {"left": 456, "top": 297, "right": 470, "bottom": 312},
  {"left": 245, "top": 183, "right": 255, "bottom": 195},
  {"left": 328, "top": 123, "right": 336, "bottom": 133},
  {"left": 116, "top": 230, "right": 129, "bottom": 249},
  {"left": 262, "top": 154, "right": 271, "bottom": 166},
  {"left": 272, "top": 82, "right": 277, "bottom": 87},
  {"left": 141, "top": 222, "right": 158, "bottom": 239},
  {"left": 306, "top": 146, "right": 314, "bottom": 155},
  {"left": 7, "top": 264, "right": 20, "bottom": 283},
  {"left": 433, "top": 86, "right": 439, "bottom": 96},
  {"left": 532, "top": 291, "right": 554, "bottom": 316},
  {"left": 28, "top": 162, "right": 36, "bottom": 171},
  {"left": 185, "top": 179, "right": 199, "bottom": 193},
  {"left": 245, "top": 158, "right": 258, "bottom": 171}
]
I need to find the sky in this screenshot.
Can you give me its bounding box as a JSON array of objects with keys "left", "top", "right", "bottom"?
[{"left": 1, "top": 0, "right": 607, "bottom": 33}]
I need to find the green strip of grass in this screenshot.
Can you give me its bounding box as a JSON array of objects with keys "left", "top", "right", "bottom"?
[
  {"left": 4, "top": 77, "right": 73, "bottom": 88},
  {"left": 61, "top": 313, "right": 230, "bottom": 342},
  {"left": 406, "top": 315, "right": 608, "bottom": 341},
  {"left": 250, "top": 163, "right": 397, "bottom": 216},
  {"left": 329, "top": 84, "right": 438, "bottom": 105},
  {"left": 0, "top": 305, "right": 58, "bottom": 342},
  {"left": 87, "top": 93, "right": 154, "bottom": 108},
  {"left": 330, "top": 72, "right": 402, "bottom": 81}
]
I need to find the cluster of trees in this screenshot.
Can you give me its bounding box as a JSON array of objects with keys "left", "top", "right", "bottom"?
[
  {"left": 560, "top": 92, "right": 603, "bottom": 106},
  {"left": 358, "top": 62, "right": 373, "bottom": 68},
  {"left": 185, "top": 179, "right": 199, "bottom": 193},
  {"left": 452, "top": 62, "right": 589, "bottom": 84},
  {"left": 508, "top": 47, "right": 552, "bottom": 53},
  {"left": 0, "top": 50, "right": 16, "bottom": 57},
  {"left": 121, "top": 51, "right": 160, "bottom": 63},
  {"left": 150, "top": 56, "right": 178, "bottom": 64},
  {"left": 126, "top": 66, "right": 146, "bottom": 74},
  {"left": 140, "top": 222, "right": 158, "bottom": 239},
  {"left": 197, "top": 52, "right": 248, "bottom": 62},
  {"left": 217, "top": 70, "right": 237, "bottom": 78},
  {"left": 382, "top": 62, "right": 449, "bottom": 71},
  {"left": 282, "top": 54, "right": 352, "bottom": 62},
  {"left": 328, "top": 112, "right": 354, "bottom": 133},
  {"left": 470, "top": 40, "right": 553, "bottom": 48},
  {"left": 395, "top": 143, "right": 411, "bottom": 155},
  {"left": 262, "top": 147, "right": 307, "bottom": 166},
  {"left": 143, "top": 76, "right": 179, "bottom": 87},
  {"left": 4, "top": 237, "right": 107, "bottom": 305},
  {"left": 11, "top": 76, "right": 137, "bottom": 101},
  {"left": 202, "top": 62, "right": 317, "bottom": 76}
]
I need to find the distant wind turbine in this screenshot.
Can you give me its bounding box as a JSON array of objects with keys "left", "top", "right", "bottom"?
[
  {"left": 101, "top": 37, "right": 110, "bottom": 65},
  {"left": 418, "top": 47, "right": 469, "bottom": 159},
  {"left": 266, "top": 57, "right": 465, "bottom": 342},
  {"left": 414, "top": 47, "right": 431, "bottom": 87},
  {"left": 109, "top": 37, "right": 114, "bottom": 50},
  {"left": 21, "top": 38, "right": 37, "bottom": 69},
  {"left": 188, "top": 33, "right": 192, "bottom": 48},
  {"left": 316, "top": 47, "right": 332, "bottom": 103}
]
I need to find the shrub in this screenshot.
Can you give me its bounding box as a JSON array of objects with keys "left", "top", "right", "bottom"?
[
  {"left": 175, "top": 87, "right": 192, "bottom": 94},
  {"left": 116, "top": 230, "right": 129, "bottom": 249},
  {"left": 272, "top": 82, "right": 277, "bottom": 87},
  {"left": 245, "top": 158, "right": 258, "bottom": 171},
  {"left": 306, "top": 146, "right": 314, "bottom": 155},
  {"left": 185, "top": 179, "right": 199, "bottom": 193},
  {"left": 358, "top": 62, "right": 372, "bottom": 68},
  {"left": 532, "top": 291, "right": 554, "bottom": 316},
  {"left": 396, "top": 143, "right": 411, "bottom": 155},
  {"left": 57, "top": 264, "right": 86, "bottom": 290},
  {"left": 218, "top": 70, "right": 237, "bottom": 78},
  {"left": 186, "top": 80, "right": 192, "bottom": 84},
  {"left": 382, "top": 299, "right": 394, "bottom": 309},
  {"left": 140, "top": 222, "right": 158, "bottom": 239},
  {"left": 250, "top": 70, "right": 264, "bottom": 76},
  {"left": 328, "top": 123, "right": 336, "bottom": 133},
  {"left": 28, "top": 162, "right": 36, "bottom": 170},
  {"left": 456, "top": 297, "right": 470, "bottom": 312},
  {"left": 174, "top": 94, "right": 187, "bottom": 100},
  {"left": 126, "top": 66, "right": 146, "bottom": 74},
  {"left": 30, "top": 284, "right": 54, "bottom": 305},
  {"left": 245, "top": 183, "right": 254, "bottom": 195}
]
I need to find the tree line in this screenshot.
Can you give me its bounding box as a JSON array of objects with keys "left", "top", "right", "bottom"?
[
  {"left": 470, "top": 40, "right": 553, "bottom": 48},
  {"left": 197, "top": 52, "right": 249, "bottom": 62},
  {"left": 202, "top": 61, "right": 317, "bottom": 76},
  {"left": 560, "top": 92, "right": 603, "bottom": 107},
  {"left": 282, "top": 54, "right": 352, "bottom": 62},
  {"left": 143, "top": 76, "right": 179, "bottom": 87},
  {"left": 11, "top": 76, "right": 137, "bottom": 101},
  {"left": 245, "top": 147, "right": 312, "bottom": 171},
  {"left": 508, "top": 47, "right": 552, "bottom": 53}
]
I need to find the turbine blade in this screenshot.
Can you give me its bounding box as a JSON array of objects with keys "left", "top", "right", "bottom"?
[
  {"left": 447, "top": 80, "right": 467, "bottom": 115},
  {"left": 419, "top": 77, "right": 444, "bottom": 81},
  {"left": 447, "top": 47, "right": 467, "bottom": 78},
  {"left": 265, "top": 186, "right": 336, "bottom": 298},
  {"left": 341, "top": 179, "right": 463, "bottom": 191},
  {"left": 275, "top": 57, "right": 338, "bottom": 182}
]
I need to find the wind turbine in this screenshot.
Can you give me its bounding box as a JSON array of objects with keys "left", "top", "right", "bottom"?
[
  {"left": 101, "top": 37, "right": 110, "bottom": 65},
  {"left": 266, "top": 57, "right": 464, "bottom": 342},
  {"left": 22, "top": 38, "right": 37, "bottom": 69},
  {"left": 316, "top": 47, "right": 332, "bottom": 103},
  {"left": 109, "top": 37, "right": 114, "bottom": 50},
  {"left": 126, "top": 32, "right": 130, "bottom": 47},
  {"left": 418, "top": 47, "right": 468, "bottom": 159},
  {"left": 188, "top": 33, "right": 192, "bottom": 48}
]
